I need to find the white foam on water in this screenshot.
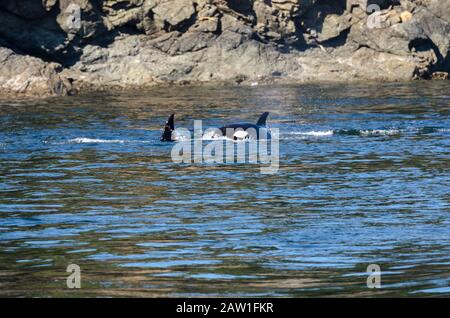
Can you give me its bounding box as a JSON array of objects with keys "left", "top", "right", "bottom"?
[
  {"left": 69, "top": 138, "right": 125, "bottom": 144},
  {"left": 43, "top": 127, "right": 447, "bottom": 146},
  {"left": 289, "top": 130, "right": 334, "bottom": 137},
  {"left": 52, "top": 138, "right": 156, "bottom": 144},
  {"left": 360, "top": 129, "right": 402, "bottom": 136}
]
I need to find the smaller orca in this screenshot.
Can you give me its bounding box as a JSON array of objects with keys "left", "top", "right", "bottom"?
[
  {"left": 160, "top": 112, "right": 271, "bottom": 142},
  {"left": 161, "top": 113, "right": 175, "bottom": 142}
]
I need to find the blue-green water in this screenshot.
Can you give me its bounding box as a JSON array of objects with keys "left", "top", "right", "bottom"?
[{"left": 0, "top": 82, "right": 449, "bottom": 297}]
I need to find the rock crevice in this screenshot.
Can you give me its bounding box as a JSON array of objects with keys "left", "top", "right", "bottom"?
[{"left": 0, "top": 0, "right": 449, "bottom": 97}]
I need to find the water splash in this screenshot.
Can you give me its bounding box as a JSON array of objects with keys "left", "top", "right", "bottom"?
[{"left": 69, "top": 138, "right": 126, "bottom": 144}]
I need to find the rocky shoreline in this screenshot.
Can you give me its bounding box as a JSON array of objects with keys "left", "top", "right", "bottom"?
[{"left": 0, "top": 0, "right": 449, "bottom": 97}]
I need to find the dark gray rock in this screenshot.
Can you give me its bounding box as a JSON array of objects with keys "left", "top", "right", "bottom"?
[
  {"left": 0, "top": 0, "right": 449, "bottom": 97},
  {"left": 152, "top": 31, "right": 216, "bottom": 55},
  {"left": 0, "top": 10, "right": 70, "bottom": 60},
  {"left": 153, "top": 0, "right": 196, "bottom": 31},
  {"left": 0, "top": 46, "right": 72, "bottom": 97},
  {"left": 0, "top": 0, "right": 52, "bottom": 19},
  {"left": 57, "top": 0, "right": 107, "bottom": 39}
]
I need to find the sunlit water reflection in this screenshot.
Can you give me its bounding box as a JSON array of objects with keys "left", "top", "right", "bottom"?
[{"left": 0, "top": 82, "right": 449, "bottom": 297}]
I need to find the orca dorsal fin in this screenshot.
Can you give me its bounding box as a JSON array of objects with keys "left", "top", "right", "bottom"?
[
  {"left": 161, "top": 113, "right": 175, "bottom": 142},
  {"left": 167, "top": 113, "right": 175, "bottom": 130},
  {"left": 256, "top": 112, "right": 269, "bottom": 126}
]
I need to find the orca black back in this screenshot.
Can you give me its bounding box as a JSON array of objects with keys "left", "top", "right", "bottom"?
[
  {"left": 160, "top": 112, "right": 271, "bottom": 141},
  {"left": 219, "top": 112, "right": 271, "bottom": 140},
  {"left": 256, "top": 112, "right": 269, "bottom": 126}
]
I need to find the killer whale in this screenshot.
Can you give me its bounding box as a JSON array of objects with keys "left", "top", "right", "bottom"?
[
  {"left": 161, "top": 114, "right": 175, "bottom": 142},
  {"left": 160, "top": 112, "right": 271, "bottom": 142}
]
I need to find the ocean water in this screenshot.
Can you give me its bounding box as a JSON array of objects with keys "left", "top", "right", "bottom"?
[{"left": 0, "top": 82, "right": 449, "bottom": 297}]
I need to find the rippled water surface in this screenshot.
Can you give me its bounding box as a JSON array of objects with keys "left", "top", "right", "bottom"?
[{"left": 0, "top": 82, "right": 449, "bottom": 297}]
